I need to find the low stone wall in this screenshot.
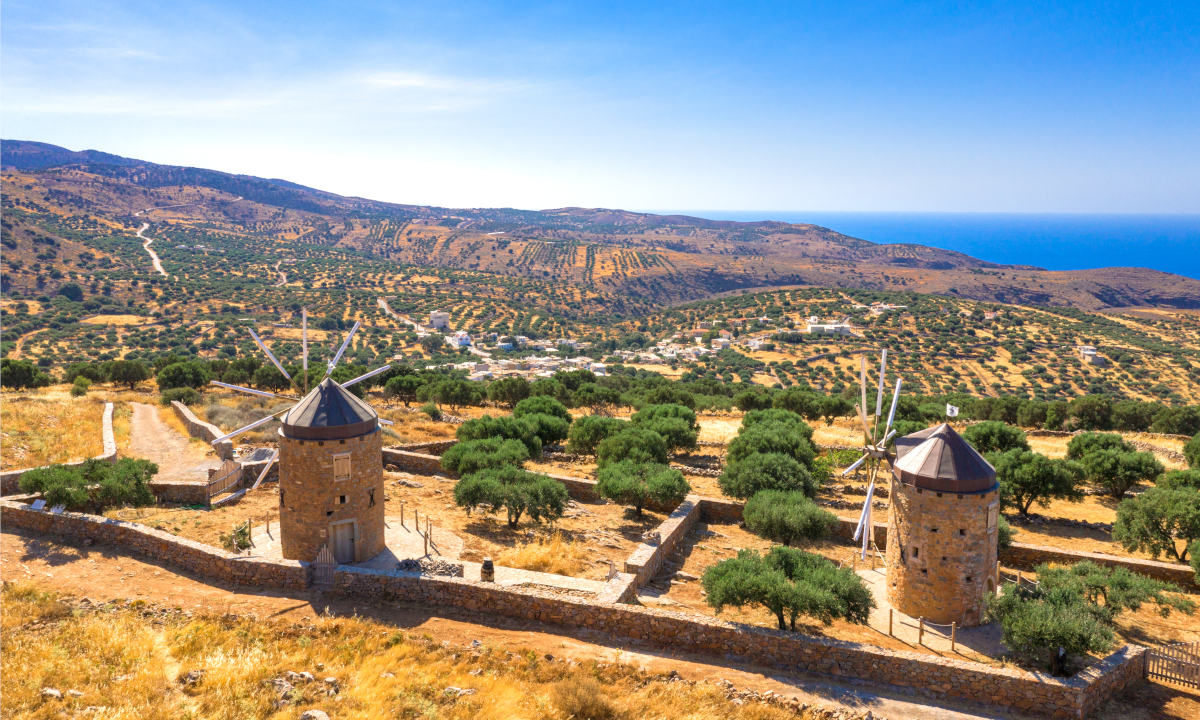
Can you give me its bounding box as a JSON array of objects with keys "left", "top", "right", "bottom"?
[
  {"left": 1001, "top": 542, "right": 1198, "bottom": 590},
  {"left": 171, "top": 401, "right": 233, "bottom": 460},
  {"left": 329, "top": 564, "right": 1144, "bottom": 719},
  {"left": 382, "top": 448, "right": 444, "bottom": 475},
  {"left": 0, "top": 499, "right": 307, "bottom": 589},
  {"left": 393, "top": 440, "right": 457, "bottom": 455},
  {"left": 3, "top": 493, "right": 1149, "bottom": 718},
  {"left": 148, "top": 479, "right": 210, "bottom": 506},
  {"left": 1, "top": 402, "right": 117, "bottom": 496},
  {"left": 624, "top": 496, "right": 702, "bottom": 586}
]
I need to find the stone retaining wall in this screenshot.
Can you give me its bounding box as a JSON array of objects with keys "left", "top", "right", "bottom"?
[
  {"left": 2, "top": 494, "right": 1149, "bottom": 718},
  {"left": 1, "top": 402, "right": 117, "bottom": 495},
  {"left": 329, "top": 563, "right": 1145, "bottom": 719},
  {"left": 0, "top": 499, "right": 307, "bottom": 589},
  {"left": 171, "top": 402, "right": 233, "bottom": 460},
  {"left": 148, "top": 479, "right": 210, "bottom": 505},
  {"left": 1001, "top": 542, "right": 1198, "bottom": 590},
  {"left": 393, "top": 440, "right": 457, "bottom": 454},
  {"left": 382, "top": 448, "right": 443, "bottom": 475},
  {"left": 624, "top": 496, "right": 702, "bottom": 585}
]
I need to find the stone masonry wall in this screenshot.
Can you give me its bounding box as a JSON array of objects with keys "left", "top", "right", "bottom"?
[
  {"left": 1, "top": 402, "right": 117, "bottom": 496},
  {"left": 329, "top": 564, "right": 1144, "bottom": 719},
  {"left": 1002, "top": 542, "right": 1198, "bottom": 591},
  {"left": 0, "top": 499, "right": 307, "bottom": 589},
  {"left": 2, "top": 494, "right": 1147, "bottom": 719},
  {"left": 887, "top": 483, "right": 999, "bottom": 627},
  {"left": 171, "top": 401, "right": 233, "bottom": 460},
  {"left": 280, "top": 428, "right": 385, "bottom": 563},
  {"left": 624, "top": 496, "right": 702, "bottom": 585}
]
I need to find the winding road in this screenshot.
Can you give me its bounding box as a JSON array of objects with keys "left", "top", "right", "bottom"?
[
  {"left": 272, "top": 260, "right": 288, "bottom": 287},
  {"left": 136, "top": 222, "right": 168, "bottom": 277}
]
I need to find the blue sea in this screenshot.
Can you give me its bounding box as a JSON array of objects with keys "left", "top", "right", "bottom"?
[{"left": 659, "top": 212, "right": 1200, "bottom": 280}]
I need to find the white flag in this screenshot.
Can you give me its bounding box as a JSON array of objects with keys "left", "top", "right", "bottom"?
[{"left": 946, "top": 404, "right": 959, "bottom": 418}]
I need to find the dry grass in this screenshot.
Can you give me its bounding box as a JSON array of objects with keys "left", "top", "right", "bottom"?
[
  {"left": 494, "top": 533, "right": 592, "bottom": 577},
  {"left": 104, "top": 485, "right": 282, "bottom": 545},
  {"left": 0, "top": 394, "right": 106, "bottom": 469},
  {"left": 0, "top": 583, "right": 820, "bottom": 720},
  {"left": 78, "top": 314, "right": 150, "bottom": 326}
]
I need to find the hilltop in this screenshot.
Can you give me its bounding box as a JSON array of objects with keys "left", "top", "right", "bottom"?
[{"left": 5, "top": 139, "right": 1200, "bottom": 312}]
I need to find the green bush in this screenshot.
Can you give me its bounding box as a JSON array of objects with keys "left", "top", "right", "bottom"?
[
  {"left": 631, "top": 403, "right": 698, "bottom": 432},
  {"left": 635, "top": 416, "right": 697, "bottom": 454},
  {"left": 743, "top": 490, "right": 836, "bottom": 545},
  {"left": 702, "top": 547, "right": 874, "bottom": 630},
  {"left": 1158, "top": 469, "right": 1200, "bottom": 490},
  {"left": 513, "top": 395, "right": 571, "bottom": 424},
  {"left": 441, "top": 438, "right": 529, "bottom": 475},
  {"left": 595, "top": 427, "right": 669, "bottom": 469},
  {"left": 0, "top": 358, "right": 51, "bottom": 389},
  {"left": 18, "top": 458, "right": 157, "bottom": 512},
  {"left": 420, "top": 401, "right": 442, "bottom": 420},
  {"left": 160, "top": 387, "right": 201, "bottom": 406},
  {"left": 595, "top": 460, "right": 690, "bottom": 515},
  {"left": 567, "top": 415, "right": 627, "bottom": 455},
  {"left": 1066, "top": 432, "right": 1132, "bottom": 460},
  {"left": 1186, "top": 431, "right": 1200, "bottom": 469},
  {"left": 453, "top": 466, "right": 568, "bottom": 528},
  {"left": 18, "top": 465, "right": 90, "bottom": 510},
  {"left": 719, "top": 452, "right": 816, "bottom": 499},
  {"left": 456, "top": 415, "right": 542, "bottom": 457},
  {"left": 70, "top": 377, "right": 91, "bottom": 397},
  {"left": 962, "top": 421, "right": 1029, "bottom": 454},
  {"left": 519, "top": 412, "right": 570, "bottom": 446},
  {"left": 726, "top": 424, "right": 815, "bottom": 469},
  {"left": 1078, "top": 448, "right": 1163, "bottom": 498},
  {"left": 998, "top": 515, "right": 1014, "bottom": 549},
  {"left": 156, "top": 360, "right": 212, "bottom": 390},
  {"left": 741, "top": 408, "right": 814, "bottom": 443}
]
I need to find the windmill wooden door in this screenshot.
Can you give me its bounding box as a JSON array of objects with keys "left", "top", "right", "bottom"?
[{"left": 331, "top": 522, "right": 356, "bottom": 563}]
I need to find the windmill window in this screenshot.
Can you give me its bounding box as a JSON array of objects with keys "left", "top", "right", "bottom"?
[
  {"left": 930, "top": 527, "right": 939, "bottom": 533},
  {"left": 333, "top": 453, "right": 351, "bottom": 481},
  {"left": 337, "top": 495, "right": 348, "bottom": 505},
  {"left": 326, "top": 510, "right": 333, "bottom": 517},
  {"left": 921, "top": 568, "right": 928, "bottom": 575},
  {"left": 368, "top": 489, "right": 376, "bottom": 507},
  {"left": 912, "top": 547, "right": 919, "bottom": 558},
  {"left": 966, "top": 576, "right": 974, "bottom": 583},
  {"left": 936, "top": 492, "right": 943, "bottom": 497},
  {"left": 959, "top": 528, "right": 966, "bottom": 536}
]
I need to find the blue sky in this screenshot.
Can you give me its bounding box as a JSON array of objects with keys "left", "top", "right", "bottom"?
[{"left": 2, "top": 1, "right": 1197, "bottom": 212}]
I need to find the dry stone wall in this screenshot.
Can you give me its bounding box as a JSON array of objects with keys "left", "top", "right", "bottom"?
[
  {"left": 1002, "top": 542, "right": 1198, "bottom": 590},
  {"left": 328, "top": 563, "right": 1144, "bottom": 719},
  {"left": 0, "top": 499, "right": 307, "bottom": 589},
  {"left": 1, "top": 402, "right": 117, "bottom": 495},
  {"left": 171, "top": 402, "right": 233, "bottom": 460},
  {"left": 624, "top": 496, "right": 702, "bottom": 585},
  {"left": 2, "top": 494, "right": 1149, "bottom": 719}
]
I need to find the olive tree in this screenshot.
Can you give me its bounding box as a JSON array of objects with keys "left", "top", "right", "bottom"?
[
  {"left": 453, "top": 466, "right": 568, "bottom": 528},
  {"left": 990, "top": 449, "right": 1083, "bottom": 517},
  {"left": 595, "top": 460, "right": 690, "bottom": 515},
  {"left": 441, "top": 438, "right": 529, "bottom": 476},
  {"left": 702, "top": 547, "right": 874, "bottom": 631},
  {"left": 567, "top": 415, "right": 627, "bottom": 455},
  {"left": 1113, "top": 486, "right": 1200, "bottom": 563}
]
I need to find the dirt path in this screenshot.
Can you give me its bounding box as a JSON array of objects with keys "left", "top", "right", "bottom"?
[
  {"left": 272, "top": 260, "right": 287, "bottom": 287},
  {"left": 0, "top": 528, "right": 1051, "bottom": 720},
  {"left": 8, "top": 328, "right": 44, "bottom": 360},
  {"left": 128, "top": 402, "right": 221, "bottom": 481},
  {"left": 135, "top": 222, "right": 167, "bottom": 277}
]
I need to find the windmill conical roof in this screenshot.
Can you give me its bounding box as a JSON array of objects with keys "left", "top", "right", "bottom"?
[
  {"left": 281, "top": 377, "right": 378, "bottom": 440},
  {"left": 891, "top": 423, "right": 996, "bottom": 493}
]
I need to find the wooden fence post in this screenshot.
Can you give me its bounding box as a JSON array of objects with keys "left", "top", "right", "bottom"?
[
  {"left": 918, "top": 617, "right": 924, "bottom": 645},
  {"left": 951, "top": 622, "right": 957, "bottom": 652},
  {"left": 400, "top": 501, "right": 406, "bottom": 528},
  {"left": 888, "top": 608, "right": 893, "bottom": 636}
]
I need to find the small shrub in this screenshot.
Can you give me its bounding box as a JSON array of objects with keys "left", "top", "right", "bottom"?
[
  {"left": 513, "top": 395, "right": 571, "bottom": 424},
  {"left": 551, "top": 676, "right": 622, "bottom": 720},
  {"left": 457, "top": 415, "right": 542, "bottom": 457},
  {"left": 595, "top": 427, "right": 669, "bottom": 469},
  {"left": 520, "top": 412, "right": 570, "bottom": 446},
  {"left": 743, "top": 490, "right": 836, "bottom": 545},
  {"left": 220, "top": 522, "right": 252, "bottom": 552},
  {"left": 420, "top": 401, "right": 442, "bottom": 420},
  {"left": 567, "top": 415, "right": 627, "bottom": 455},
  {"left": 160, "top": 387, "right": 201, "bottom": 406},
  {"left": 70, "top": 377, "right": 91, "bottom": 397},
  {"left": 719, "top": 452, "right": 815, "bottom": 499}
]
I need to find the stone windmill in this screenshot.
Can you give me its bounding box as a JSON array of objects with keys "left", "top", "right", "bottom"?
[{"left": 209, "top": 311, "right": 393, "bottom": 563}]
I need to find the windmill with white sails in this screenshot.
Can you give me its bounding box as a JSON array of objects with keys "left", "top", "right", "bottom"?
[
  {"left": 208, "top": 310, "right": 393, "bottom": 489},
  {"left": 841, "top": 349, "right": 903, "bottom": 560}
]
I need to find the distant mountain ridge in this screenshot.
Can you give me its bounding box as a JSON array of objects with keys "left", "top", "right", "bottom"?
[{"left": 4, "top": 138, "right": 1199, "bottom": 310}]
